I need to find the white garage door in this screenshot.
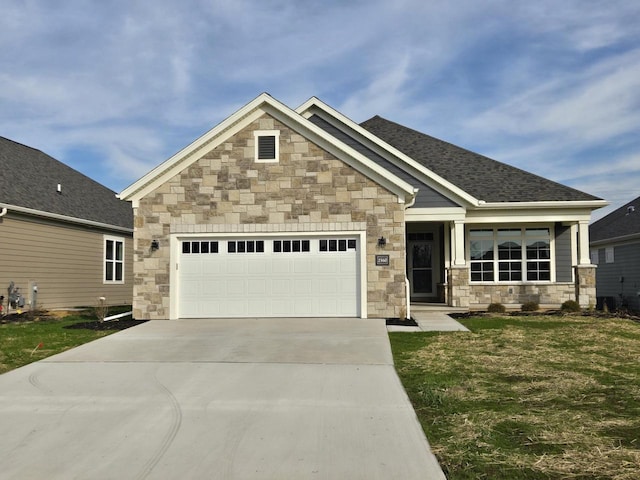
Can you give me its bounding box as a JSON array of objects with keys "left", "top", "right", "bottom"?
[{"left": 178, "top": 236, "right": 360, "bottom": 318}]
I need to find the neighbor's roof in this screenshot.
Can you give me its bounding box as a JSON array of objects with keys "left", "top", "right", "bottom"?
[
  {"left": 590, "top": 195, "right": 640, "bottom": 243},
  {"left": 360, "top": 116, "right": 602, "bottom": 203},
  {"left": 0, "top": 136, "right": 132, "bottom": 230}
]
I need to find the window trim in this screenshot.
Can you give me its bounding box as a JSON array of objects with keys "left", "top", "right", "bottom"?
[
  {"left": 104, "top": 235, "right": 125, "bottom": 284},
  {"left": 468, "top": 226, "right": 554, "bottom": 283},
  {"left": 254, "top": 130, "right": 280, "bottom": 163}
]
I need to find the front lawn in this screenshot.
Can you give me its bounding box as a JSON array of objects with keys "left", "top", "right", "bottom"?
[
  {"left": 0, "top": 310, "right": 143, "bottom": 374},
  {"left": 390, "top": 315, "right": 640, "bottom": 480}
]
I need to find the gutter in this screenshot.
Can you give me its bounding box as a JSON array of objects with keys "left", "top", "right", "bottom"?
[
  {"left": 0, "top": 203, "right": 133, "bottom": 234},
  {"left": 474, "top": 200, "right": 609, "bottom": 209}
]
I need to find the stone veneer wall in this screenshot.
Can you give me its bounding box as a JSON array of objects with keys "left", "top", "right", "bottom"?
[
  {"left": 574, "top": 265, "right": 596, "bottom": 308},
  {"left": 133, "top": 113, "right": 406, "bottom": 319},
  {"left": 448, "top": 267, "right": 590, "bottom": 309}
]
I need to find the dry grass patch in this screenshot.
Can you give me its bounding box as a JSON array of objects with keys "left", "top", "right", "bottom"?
[{"left": 390, "top": 315, "right": 640, "bottom": 480}]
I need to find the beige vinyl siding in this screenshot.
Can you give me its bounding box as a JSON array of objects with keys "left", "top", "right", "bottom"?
[{"left": 0, "top": 214, "right": 132, "bottom": 309}]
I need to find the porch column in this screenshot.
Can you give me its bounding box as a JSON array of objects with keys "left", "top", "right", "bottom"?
[
  {"left": 451, "top": 220, "right": 466, "bottom": 265},
  {"left": 578, "top": 220, "right": 591, "bottom": 265}
]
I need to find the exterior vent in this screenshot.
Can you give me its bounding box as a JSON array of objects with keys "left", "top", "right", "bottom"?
[
  {"left": 254, "top": 130, "right": 280, "bottom": 163},
  {"left": 627, "top": 205, "right": 635, "bottom": 215},
  {"left": 258, "top": 135, "right": 276, "bottom": 160}
]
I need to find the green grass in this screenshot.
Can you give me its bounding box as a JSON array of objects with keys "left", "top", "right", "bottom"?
[
  {"left": 390, "top": 315, "right": 640, "bottom": 480},
  {"left": 0, "top": 312, "right": 121, "bottom": 374}
]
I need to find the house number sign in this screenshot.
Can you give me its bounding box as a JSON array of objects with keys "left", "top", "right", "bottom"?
[{"left": 375, "top": 255, "right": 390, "bottom": 266}]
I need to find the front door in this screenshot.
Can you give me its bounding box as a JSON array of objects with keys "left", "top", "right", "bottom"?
[{"left": 408, "top": 233, "right": 437, "bottom": 299}]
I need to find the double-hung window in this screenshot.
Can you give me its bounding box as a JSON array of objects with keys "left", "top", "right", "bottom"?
[
  {"left": 104, "top": 236, "right": 124, "bottom": 283},
  {"left": 469, "top": 227, "right": 551, "bottom": 282}
]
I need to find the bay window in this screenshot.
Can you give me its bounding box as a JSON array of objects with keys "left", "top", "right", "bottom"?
[{"left": 470, "top": 227, "right": 551, "bottom": 282}]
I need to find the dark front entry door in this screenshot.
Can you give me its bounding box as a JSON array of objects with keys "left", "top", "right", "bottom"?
[{"left": 408, "top": 240, "right": 436, "bottom": 298}]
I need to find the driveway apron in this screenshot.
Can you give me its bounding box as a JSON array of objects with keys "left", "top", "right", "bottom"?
[{"left": 0, "top": 318, "right": 445, "bottom": 479}]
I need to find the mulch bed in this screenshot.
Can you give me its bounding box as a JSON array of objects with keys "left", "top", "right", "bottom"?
[{"left": 386, "top": 317, "right": 419, "bottom": 326}]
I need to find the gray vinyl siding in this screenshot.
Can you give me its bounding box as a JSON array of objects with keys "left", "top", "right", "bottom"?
[
  {"left": 554, "top": 223, "right": 573, "bottom": 282},
  {"left": 0, "top": 214, "right": 133, "bottom": 309},
  {"left": 308, "top": 114, "right": 460, "bottom": 208},
  {"left": 594, "top": 242, "right": 640, "bottom": 311}
]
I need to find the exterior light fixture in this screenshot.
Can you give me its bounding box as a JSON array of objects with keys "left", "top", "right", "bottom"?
[
  {"left": 151, "top": 239, "right": 160, "bottom": 251},
  {"left": 377, "top": 236, "right": 386, "bottom": 247}
]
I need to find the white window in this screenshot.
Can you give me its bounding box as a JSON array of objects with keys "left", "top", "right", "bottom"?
[
  {"left": 254, "top": 130, "right": 279, "bottom": 162},
  {"left": 590, "top": 250, "right": 599, "bottom": 265},
  {"left": 104, "top": 236, "right": 124, "bottom": 283},
  {"left": 605, "top": 247, "right": 614, "bottom": 263},
  {"left": 469, "top": 227, "right": 551, "bottom": 282}
]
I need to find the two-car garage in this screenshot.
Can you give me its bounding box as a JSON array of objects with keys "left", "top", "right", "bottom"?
[{"left": 175, "top": 235, "right": 362, "bottom": 318}]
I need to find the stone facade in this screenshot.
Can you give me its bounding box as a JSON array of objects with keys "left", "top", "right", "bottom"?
[
  {"left": 448, "top": 266, "right": 586, "bottom": 309},
  {"left": 574, "top": 265, "right": 596, "bottom": 308},
  {"left": 133, "top": 114, "right": 406, "bottom": 319}
]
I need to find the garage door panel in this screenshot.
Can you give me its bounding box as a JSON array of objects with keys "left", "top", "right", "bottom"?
[{"left": 178, "top": 236, "right": 360, "bottom": 318}]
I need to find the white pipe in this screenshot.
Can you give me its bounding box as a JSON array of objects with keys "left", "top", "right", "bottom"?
[
  {"left": 0, "top": 207, "right": 7, "bottom": 217},
  {"left": 103, "top": 311, "right": 133, "bottom": 322}
]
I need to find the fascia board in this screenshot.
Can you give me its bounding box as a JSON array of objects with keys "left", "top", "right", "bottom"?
[
  {"left": 120, "top": 93, "right": 415, "bottom": 205},
  {"left": 405, "top": 207, "right": 467, "bottom": 222},
  {"left": 262, "top": 103, "right": 415, "bottom": 201},
  {"left": 0, "top": 202, "right": 133, "bottom": 233},
  {"left": 296, "top": 97, "right": 478, "bottom": 206},
  {"left": 119, "top": 93, "right": 275, "bottom": 202},
  {"left": 590, "top": 233, "right": 640, "bottom": 247},
  {"left": 466, "top": 207, "right": 594, "bottom": 223},
  {"left": 475, "top": 200, "right": 609, "bottom": 210}
]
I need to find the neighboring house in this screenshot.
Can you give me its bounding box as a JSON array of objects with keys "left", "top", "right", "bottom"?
[
  {"left": 0, "top": 137, "right": 133, "bottom": 311},
  {"left": 119, "top": 93, "right": 606, "bottom": 320},
  {"left": 590, "top": 196, "right": 640, "bottom": 312}
]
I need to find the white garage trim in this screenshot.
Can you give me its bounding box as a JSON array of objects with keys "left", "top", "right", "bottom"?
[{"left": 169, "top": 231, "right": 367, "bottom": 319}]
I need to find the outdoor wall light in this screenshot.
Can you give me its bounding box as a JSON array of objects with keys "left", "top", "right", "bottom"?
[
  {"left": 377, "top": 236, "right": 386, "bottom": 247},
  {"left": 151, "top": 239, "right": 160, "bottom": 251}
]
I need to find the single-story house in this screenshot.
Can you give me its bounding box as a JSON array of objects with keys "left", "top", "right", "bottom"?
[
  {"left": 0, "top": 136, "right": 133, "bottom": 311},
  {"left": 590, "top": 195, "right": 640, "bottom": 312},
  {"left": 119, "top": 93, "right": 606, "bottom": 320}
]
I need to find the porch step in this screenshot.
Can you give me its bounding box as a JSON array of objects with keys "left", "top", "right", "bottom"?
[{"left": 410, "top": 303, "right": 468, "bottom": 314}]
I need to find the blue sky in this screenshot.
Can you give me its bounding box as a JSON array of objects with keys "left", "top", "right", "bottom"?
[{"left": 2, "top": 1, "right": 639, "bottom": 221}]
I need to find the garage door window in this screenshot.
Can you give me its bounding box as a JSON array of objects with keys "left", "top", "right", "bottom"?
[
  {"left": 320, "top": 239, "right": 356, "bottom": 252},
  {"left": 182, "top": 241, "right": 219, "bottom": 254},
  {"left": 228, "top": 240, "right": 264, "bottom": 253},
  {"left": 273, "top": 239, "right": 311, "bottom": 253}
]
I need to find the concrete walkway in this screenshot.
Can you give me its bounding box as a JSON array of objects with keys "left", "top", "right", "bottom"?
[
  {"left": 387, "top": 310, "right": 470, "bottom": 332},
  {"left": 0, "top": 318, "right": 445, "bottom": 480}
]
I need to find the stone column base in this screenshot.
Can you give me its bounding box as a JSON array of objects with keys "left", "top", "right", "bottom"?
[
  {"left": 447, "top": 265, "right": 470, "bottom": 308},
  {"left": 575, "top": 265, "right": 597, "bottom": 308}
]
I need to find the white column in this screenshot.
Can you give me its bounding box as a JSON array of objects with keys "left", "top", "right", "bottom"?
[
  {"left": 578, "top": 220, "right": 591, "bottom": 265},
  {"left": 451, "top": 220, "right": 466, "bottom": 266}
]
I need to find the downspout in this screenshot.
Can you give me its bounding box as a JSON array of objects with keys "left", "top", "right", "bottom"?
[
  {"left": 0, "top": 207, "right": 7, "bottom": 218},
  {"left": 403, "top": 189, "right": 419, "bottom": 320}
]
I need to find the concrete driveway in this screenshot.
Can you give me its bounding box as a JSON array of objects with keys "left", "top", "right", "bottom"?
[{"left": 0, "top": 318, "right": 445, "bottom": 479}]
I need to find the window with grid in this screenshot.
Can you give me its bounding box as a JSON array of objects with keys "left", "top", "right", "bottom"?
[
  {"left": 525, "top": 229, "right": 551, "bottom": 280},
  {"left": 497, "top": 229, "right": 522, "bottom": 281},
  {"left": 470, "top": 230, "right": 494, "bottom": 281},
  {"left": 469, "top": 228, "right": 552, "bottom": 282},
  {"left": 104, "top": 236, "right": 124, "bottom": 283}
]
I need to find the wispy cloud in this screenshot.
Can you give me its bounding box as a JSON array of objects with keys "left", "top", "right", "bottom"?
[{"left": 0, "top": 0, "right": 638, "bottom": 219}]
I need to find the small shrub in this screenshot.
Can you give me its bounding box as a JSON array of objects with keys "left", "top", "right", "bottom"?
[
  {"left": 521, "top": 301, "right": 539, "bottom": 312},
  {"left": 487, "top": 303, "right": 506, "bottom": 313},
  {"left": 561, "top": 300, "right": 581, "bottom": 313}
]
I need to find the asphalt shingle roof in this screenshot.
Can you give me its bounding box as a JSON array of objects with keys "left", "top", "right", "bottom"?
[
  {"left": 590, "top": 195, "right": 640, "bottom": 242},
  {"left": 0, "top": 136, "right": 132, "bottom": 229},
  {"left": 360, "top": 115, "right": 602, "bottom": 203}
]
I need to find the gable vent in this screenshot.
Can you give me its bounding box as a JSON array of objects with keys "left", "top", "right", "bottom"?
[
  {"left": 258, "top": 135, "right": 276, "bottom": 159},
  {"left": 254, "top": 130, "right": 280, "bottom": 163}
]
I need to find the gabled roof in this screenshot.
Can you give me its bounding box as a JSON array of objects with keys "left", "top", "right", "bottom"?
[
  {"left": 0, "top": 136, "right": 132, "bottom": 230},
  {"left": 590, "top": 195, "right": 640, "bottom": 244},
  {"left": 119, "top": 93, "right": 416, "bottom": 205},
  {"left": 360, "top": 115, "right": 603, "bottom": 204}
]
